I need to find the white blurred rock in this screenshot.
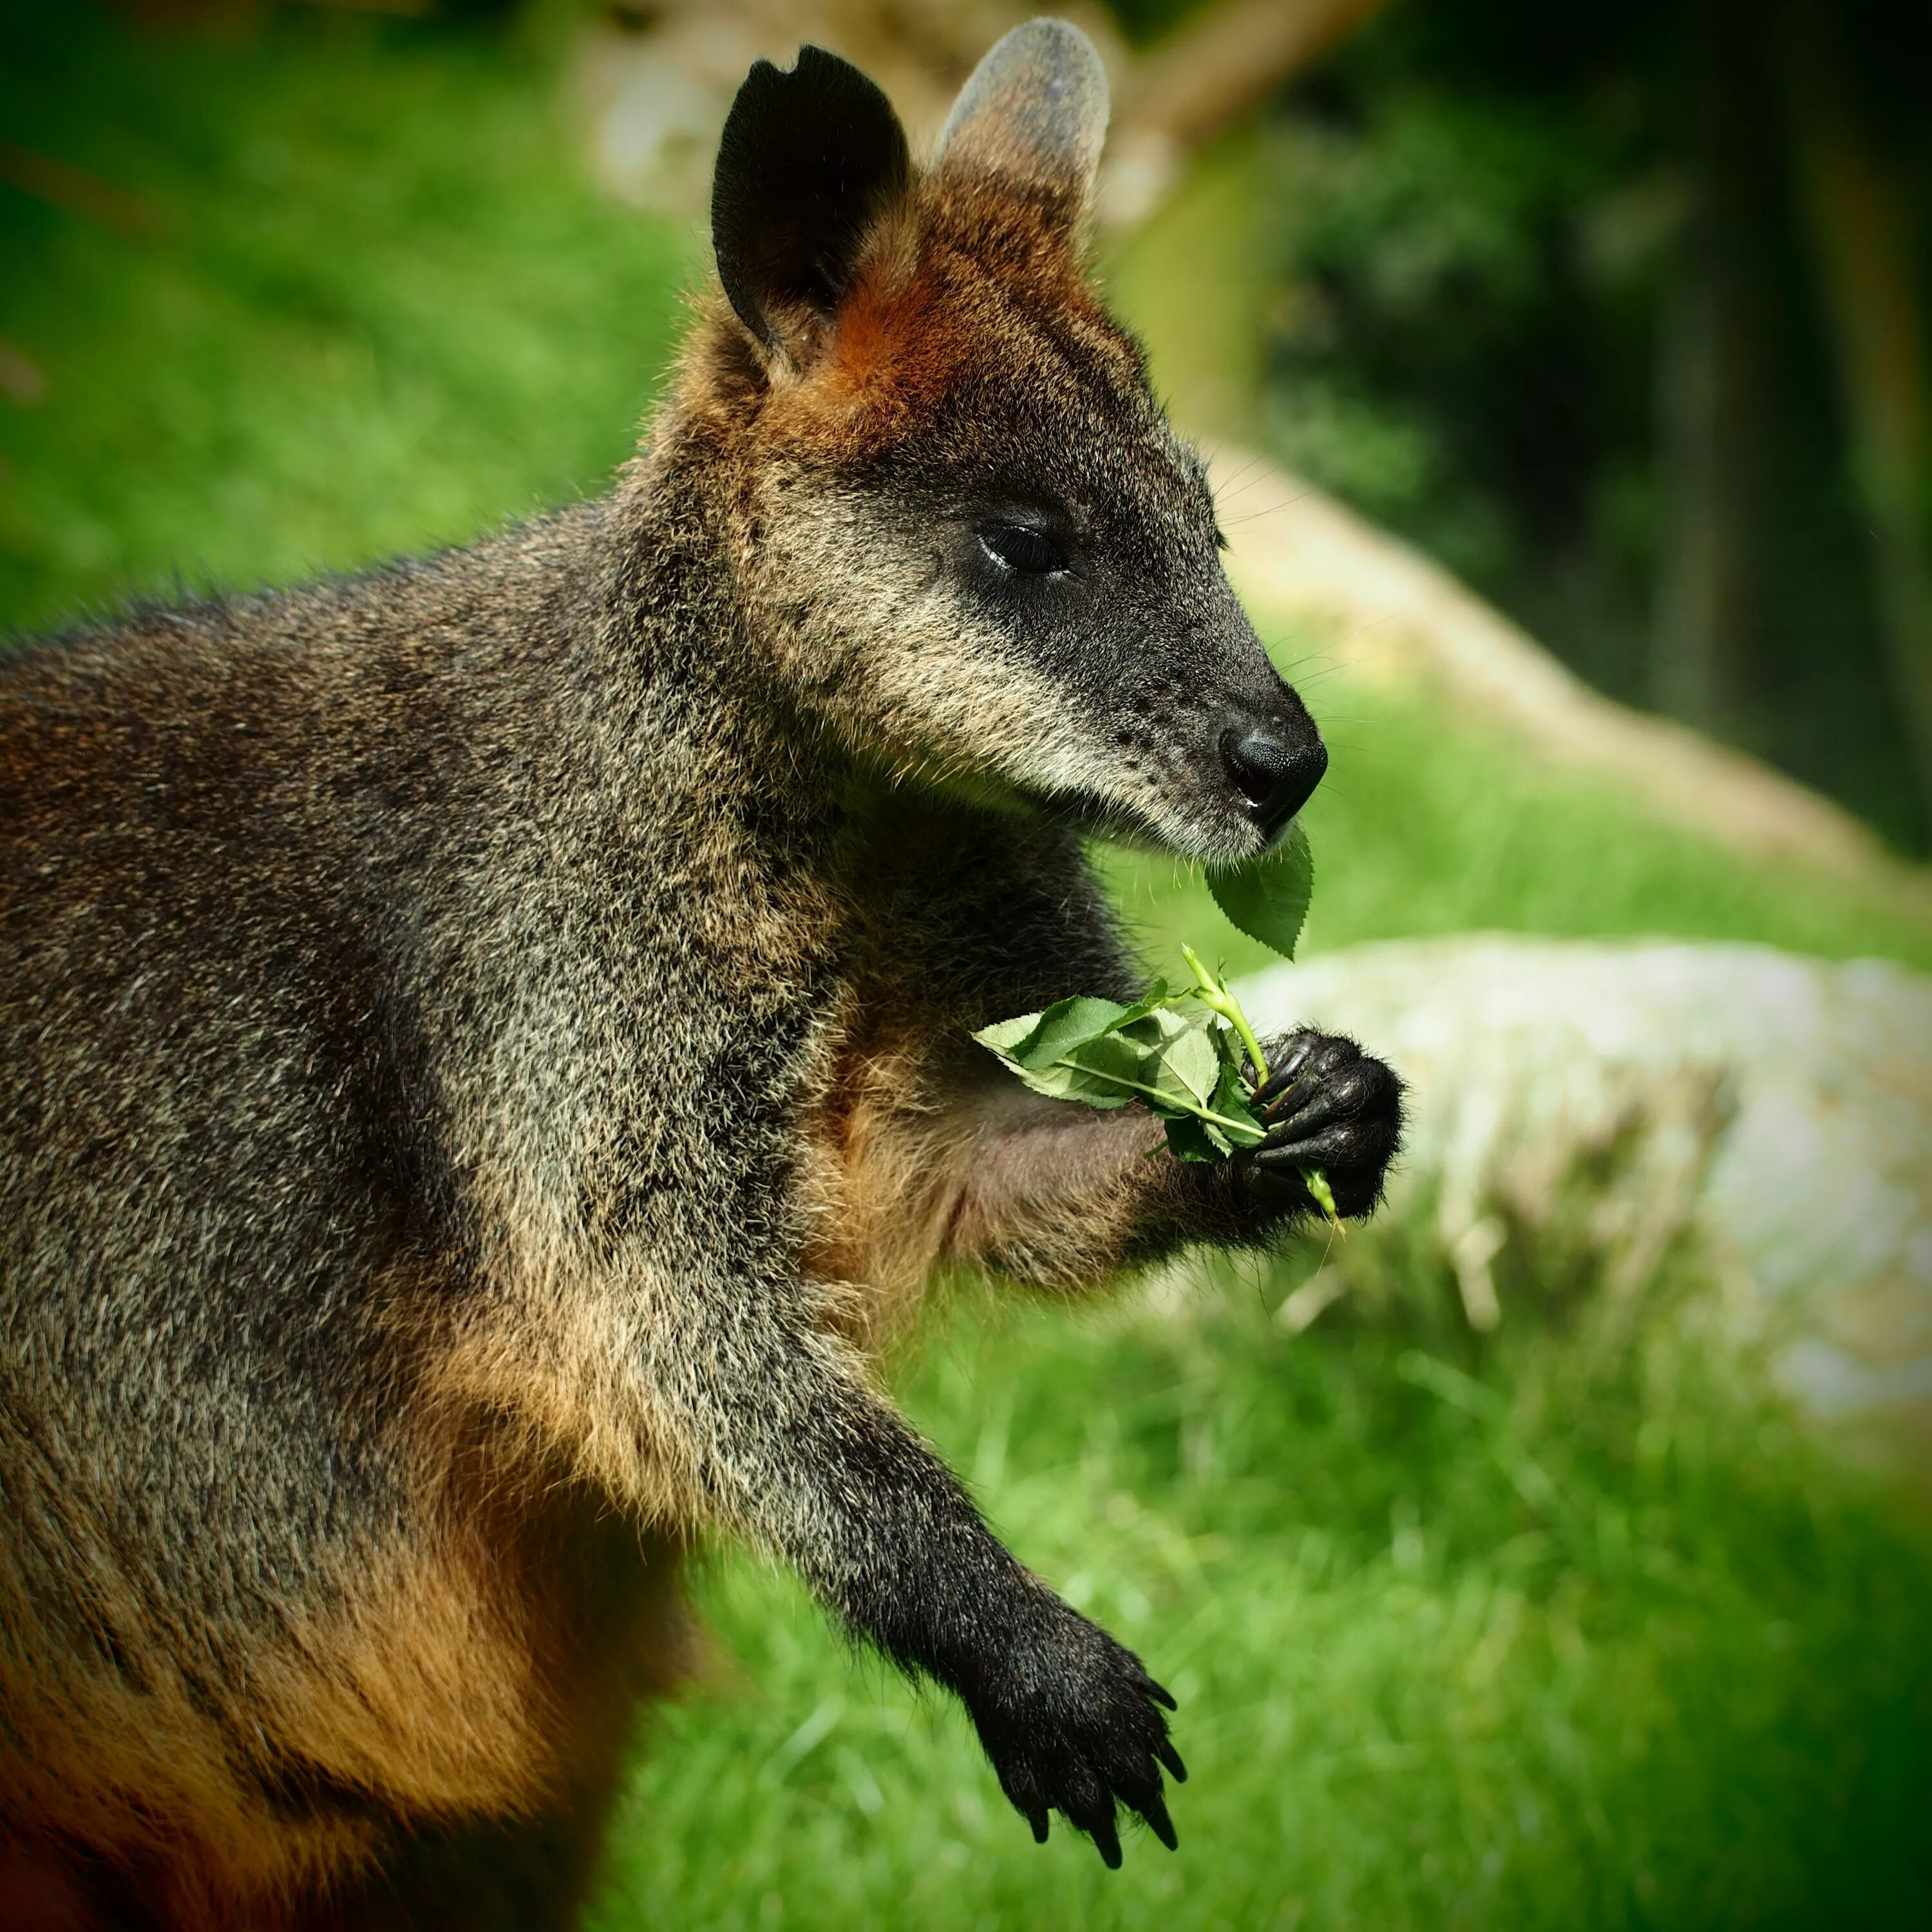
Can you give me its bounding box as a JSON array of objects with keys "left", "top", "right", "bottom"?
[{"left": 1240, "top": 936, "right": 1932, "bottom": 1463}]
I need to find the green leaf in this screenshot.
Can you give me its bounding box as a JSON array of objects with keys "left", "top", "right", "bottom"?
[
  {"left": 973, "top": 1007, "right": 1137, "bottom": 1107},
  {"left": 976, "top": 985, "right": 1269, "bottom": 1154},
  {"left": 1208, "top": 822, "right": 1315, "bottom": 961},
  {"left": 1208, "top": 1048, "right": 1267, "bottom": 1148},
  {"left": 1163, "top": 1114, "right": 1227, "bottom": 1162},
  {"left": 1009, "top": 996, "right": 1135, "bottom": 1072},
  {"left": 1115, "top": 1007, "right": 1193, "bottom": 1048},
  {"left": 1099, "top": 1009, "right": 1221, "bottom": 1113},
  {"left": 973, "top": 1012, "right": 1046, "bottom": 1057},
  {"left": 1151, "top": 1020, "right": 1222, "bottom": 1111},
  {"left": 1061, "top": 1022, "right": 1193, "bottom": 1113},
  {"left": 1058, "top": 1029, "right": 1156, "bottom": 1087},
  {"left": 975, "top": 985, "right": 1180, "bottom": 1077},
  {"left": 1109, "top": 978, "right": 1173, "bottom": 1030},
  {"left": 980, "top": 1049, "right": 1139, "bottom": 1109}
]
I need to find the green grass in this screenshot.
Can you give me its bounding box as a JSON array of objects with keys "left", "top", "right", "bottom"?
[
  {"left": 591, "top": 1273, "right": 1932, "bottom": 1929},
  {"left": 5, "top": 10, "right": 1929, "bottom": 1928},
  {"left": 0, "top": 3, "right": 697, "bottom": 632}
]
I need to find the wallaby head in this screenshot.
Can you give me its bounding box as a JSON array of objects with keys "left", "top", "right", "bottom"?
[{"left": 686, "top": 18, "right": 1324, "bottom": 862}]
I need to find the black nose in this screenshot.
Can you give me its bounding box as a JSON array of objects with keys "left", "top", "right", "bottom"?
[{"left": 1220, "top": 726, "right": 1327, "bottom": 837}]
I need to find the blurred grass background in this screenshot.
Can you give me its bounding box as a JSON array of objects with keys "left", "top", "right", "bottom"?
[{"left": 2, "top": 3, "right": 1928, "bottom": 1926}]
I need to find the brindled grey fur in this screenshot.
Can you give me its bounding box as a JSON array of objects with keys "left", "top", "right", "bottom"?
[{"left": 0, "top": 20, "right": 1401, "bottom": 1928}]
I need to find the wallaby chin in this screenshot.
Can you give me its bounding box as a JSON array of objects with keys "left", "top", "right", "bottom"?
[{"left": 1, "top": 19, "right": 1397, "bottom": 1922}]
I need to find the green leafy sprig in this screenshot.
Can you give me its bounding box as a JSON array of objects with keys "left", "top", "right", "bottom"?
[
  {"left": 974, "top": 825, "right": 1341, "bottom": 1224},
  {"left": 973, "top": 972, "right": 1267, "bottom": 1164}
]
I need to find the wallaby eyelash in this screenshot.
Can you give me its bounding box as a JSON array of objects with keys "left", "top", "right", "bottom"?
[{"left": 979, "top": 524, "right": 1070, "bottom": 576}]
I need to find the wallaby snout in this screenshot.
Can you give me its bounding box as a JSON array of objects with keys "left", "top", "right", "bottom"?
[{"left": 1219, "top": 707, "right": 1327, "bottom": 840}]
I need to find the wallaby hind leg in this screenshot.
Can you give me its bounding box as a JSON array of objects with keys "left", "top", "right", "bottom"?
[
  {"left": 299, "top": 1505, "right": 694, "bottom": 1932},
  {"left": 295, "top": 1526, "right": 692, "bottom": 1932}
]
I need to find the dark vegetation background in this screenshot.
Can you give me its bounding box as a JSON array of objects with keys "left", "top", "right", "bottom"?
[
  {"left": 1180, "top": 0, "right": 1932, "bottom": 855},
  {"left": 2, "top": 3, "right": 1928, "bottom": 1926}
]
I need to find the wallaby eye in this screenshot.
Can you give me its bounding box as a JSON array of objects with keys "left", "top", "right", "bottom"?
[{"left": 978, "top": 523, "right": 1068, "bottom": 576}]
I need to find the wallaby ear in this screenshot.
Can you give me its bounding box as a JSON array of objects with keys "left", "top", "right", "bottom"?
[
  {"left": 933, "top": 17, "right": 1108, "bottom": 216},
  {"left": 711, "top": 44, "right": 911, "bottom": 357}
]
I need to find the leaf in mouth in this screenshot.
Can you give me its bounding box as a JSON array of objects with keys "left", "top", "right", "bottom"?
[{"left": 1207, "top": 820, "right": 1314, "bottom": 961}]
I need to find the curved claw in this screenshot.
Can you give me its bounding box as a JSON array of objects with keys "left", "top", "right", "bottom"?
[
  {"left": 1250, "top": 1123, "right": 1364, "bottom": 1170},
  {"left": 1258, "top": 1075, "right": 1316, "bottom": 1123},
  {"left": 1260, "top": 1064, "right": 1375, "bottom": 1144},
  {"left": 1139, "top": 1790, "right": 1179, "bottom": 1851},
  {"left": 1251, "top": 1035, "right": 1319, "bottom": 1106},
  {"left": 973, "top": 1611, "right": 1186, "bottom": 1870},
  {"left": 1063, "top": 1776, "right": 1122, "bottom": 1868}
]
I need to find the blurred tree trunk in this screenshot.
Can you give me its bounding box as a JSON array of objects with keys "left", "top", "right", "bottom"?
[
  {"left": 1779, "top": 0, "right": 1932, "bottom": 835},
  {"left": 1652, "top": 0, "right": 1766, "bottom": 735},
  {"left": 1097, "top": 0, "right": 1392, "bottom": 225}
]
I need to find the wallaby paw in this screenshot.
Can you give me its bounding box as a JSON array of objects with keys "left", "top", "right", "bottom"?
[
  {"left": 965, "top": 1600, "right": 1184, "bottom": 1868},
  {"left": 1238, "top": 1029, "right": 1404, "bottom": 1218}
]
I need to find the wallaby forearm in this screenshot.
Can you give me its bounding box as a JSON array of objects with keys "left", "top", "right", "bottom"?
[
  {"left": 517, "top": 1236, "right": 1180, "bottom": 1842},
  {"left": 502, "top": 1229, "right": 1028, "bottom": 1654},
  {"left": 941, "top": 1086, "right": 1271, "bottom": 1291},
  {"left": 636, "top": 1255, "right": 1182, "bottom": 1854}
]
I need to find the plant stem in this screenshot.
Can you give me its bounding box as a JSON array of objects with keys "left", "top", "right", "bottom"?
[
  {"left": 1177, "top": 946, "right": 1341, "bottom": 1230},
  {"left": 1303, "top": 1167, "right": 1341, "bottom": 1224},
  {"left": 1054, "top": 1053, "right": 1265, "bottom": 1139},
  {"left": 1179, "top": 943, "right": 1269, "bottom": 1084}
]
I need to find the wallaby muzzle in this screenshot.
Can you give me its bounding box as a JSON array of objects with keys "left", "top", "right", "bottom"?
[{"left": 1219, "top": 694, "right": 1327, "bottom": 839}]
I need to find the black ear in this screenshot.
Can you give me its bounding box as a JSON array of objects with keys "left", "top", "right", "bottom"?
[{"left": 710, "top": 45, "right": 911, "bottom": 355}]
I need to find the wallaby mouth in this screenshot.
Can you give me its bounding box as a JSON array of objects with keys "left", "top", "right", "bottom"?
[{"left": 1042, "top": 692, "right": 1327, "bottom": 862}]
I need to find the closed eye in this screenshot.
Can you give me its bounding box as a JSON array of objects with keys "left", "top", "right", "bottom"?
[{"left": 979, "top": 523, "right": 1068, "bottom": 576}]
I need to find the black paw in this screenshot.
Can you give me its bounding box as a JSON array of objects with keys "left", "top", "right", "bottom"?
[
  {"left": 1236, "top": 1030, "right": 1403, "bottom": 1219},
  {"left": 965, "top": 1595, "right": 1184, "bottom": 1868}
]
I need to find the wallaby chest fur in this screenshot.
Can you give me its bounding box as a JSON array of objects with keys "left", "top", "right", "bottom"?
[{"left": 1, "top": 23, "right": 1401, "bottom": 1928}]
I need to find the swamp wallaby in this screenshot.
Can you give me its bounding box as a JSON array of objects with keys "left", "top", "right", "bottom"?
[{"left": 0, "top": 20, "right": 1401, "bottom": 1928}]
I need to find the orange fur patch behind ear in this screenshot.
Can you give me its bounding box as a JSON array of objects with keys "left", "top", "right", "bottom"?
[
  {"left": 828, "top": 271, "right": 900, "bottom": 393},
  {"left": 833, "top": 285, "right": 958, "bottom": 410},
  {"left": 822, "top": 209, "right": 952, "bottom": 410},
  {"left": 709, "top": 177, "right": 1099, "bottom": 457}
]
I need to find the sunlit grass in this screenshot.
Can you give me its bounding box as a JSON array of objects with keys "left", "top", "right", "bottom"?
[
  {"left": 591, "top": 1263, "right": 1932, "bottom": 1929},
  {"left": 0, "top": 4, "right": 697, "bottom": 632}
]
